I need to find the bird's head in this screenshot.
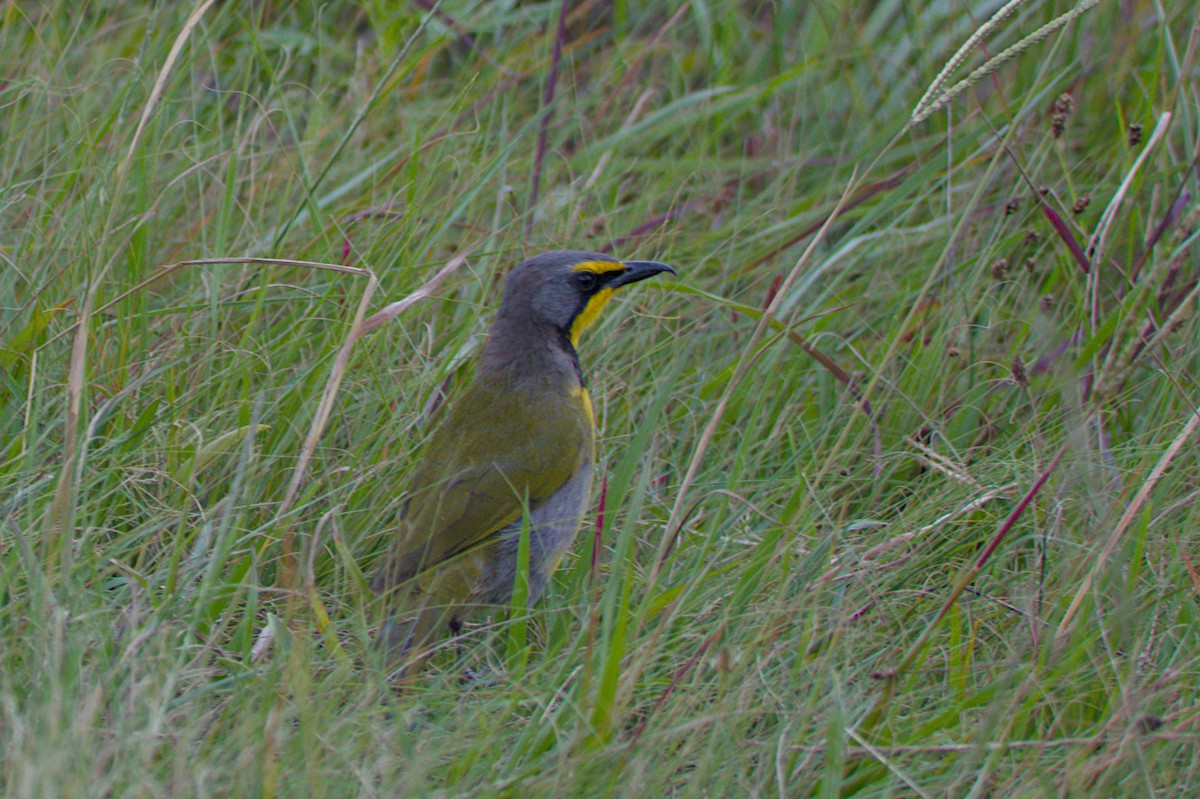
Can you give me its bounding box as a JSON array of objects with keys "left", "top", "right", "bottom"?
[{"left": 500, "top": 250, "right": 676, "bottom": 347}]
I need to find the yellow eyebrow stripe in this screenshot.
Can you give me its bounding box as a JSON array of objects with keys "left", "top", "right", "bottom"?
[{"left": 572, "top": 260, "right": 627, "bottom": 274}]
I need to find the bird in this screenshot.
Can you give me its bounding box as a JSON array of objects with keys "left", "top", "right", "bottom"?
[{"left": 370, "top": 249, "right": 675, "bottom": 678}]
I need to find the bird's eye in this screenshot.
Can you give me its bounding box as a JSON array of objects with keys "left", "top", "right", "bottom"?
[{"left": 575, "top": 272, "right": 599, "bottom": 292}]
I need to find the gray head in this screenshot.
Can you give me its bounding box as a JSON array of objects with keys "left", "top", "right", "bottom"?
[{"left": 496, "top": 250, "right": 676, "bottom": 345}]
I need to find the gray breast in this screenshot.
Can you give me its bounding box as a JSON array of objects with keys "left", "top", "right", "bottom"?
[{"left": 471, "top": 460, "right": 593, "bottom": 607}]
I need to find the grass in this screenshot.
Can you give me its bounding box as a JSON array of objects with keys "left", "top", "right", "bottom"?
[{"left": 3, "top": 0, "right": 1199, "bottom": 795}]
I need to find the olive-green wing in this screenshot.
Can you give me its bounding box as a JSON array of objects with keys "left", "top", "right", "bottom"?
[{"left": 370, "top": 384, "right": 590, "bottom": 594}]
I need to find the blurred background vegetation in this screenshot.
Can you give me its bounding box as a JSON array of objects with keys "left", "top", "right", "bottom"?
[{"left": 2, "top": 0, "right": 1198, "bottom": 795}]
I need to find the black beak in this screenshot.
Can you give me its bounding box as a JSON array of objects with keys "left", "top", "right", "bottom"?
[{"left": 609, "top": 260, "right": 677, "bottom": 289}]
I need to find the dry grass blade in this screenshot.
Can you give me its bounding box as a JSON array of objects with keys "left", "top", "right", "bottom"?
[
  {"left": 44, "top": 0, "right": 217, "bottom": 573},
  {"left": 117, "top": 0, "right": 217, "bottom": 185},
  {"left": 355, "top": 250, "right": 473, "bottom": 338},
  {"left": 845, "top": 726, "right": 936, "bottom": 799},
  {"left": 43, "top": 248, "right": 125, "bottom": 572},
  {"left": 1056, "top": 406, "right": 1200, "bottom": 641},
  {"left": 277, "top": 248, "right": 473, "bottom": 593}
]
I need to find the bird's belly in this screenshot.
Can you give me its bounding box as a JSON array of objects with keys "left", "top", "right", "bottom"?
[{"left": 472, "top": 460, "right": 593, "bottom": 607}]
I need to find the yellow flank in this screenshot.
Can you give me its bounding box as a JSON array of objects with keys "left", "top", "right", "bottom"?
[
  {"left": 573, "top": 385, "right": 594, "bottom": 427},
  {"left": 570, "top": 288, "right": 614, "bottom": 346},
  {"left": 572, "top": 260, "right": 628, "bottom": 275}
]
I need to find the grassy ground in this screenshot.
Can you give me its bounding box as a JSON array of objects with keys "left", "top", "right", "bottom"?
[{"left": 3, "top": 0, "right": 1199, "bottom": 795}]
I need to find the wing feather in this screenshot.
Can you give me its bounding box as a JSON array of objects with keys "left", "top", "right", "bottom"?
[{"left": 371, "top": 380, "right": 591, "bottom": 594}]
